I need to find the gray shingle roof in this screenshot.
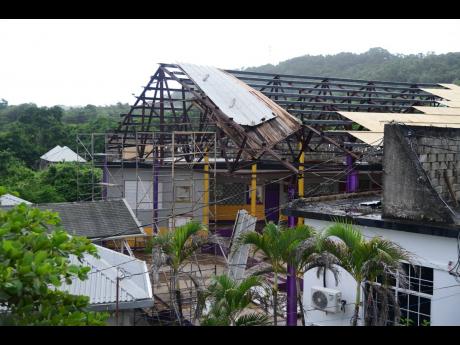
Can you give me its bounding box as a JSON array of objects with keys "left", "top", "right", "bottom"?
[{"left": 36, "top": 199, "right": 144, "bottom": 239}]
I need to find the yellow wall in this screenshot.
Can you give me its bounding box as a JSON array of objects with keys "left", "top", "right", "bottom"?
[{"left": 212, "top": 204, "right": 265, "bottom": 221}]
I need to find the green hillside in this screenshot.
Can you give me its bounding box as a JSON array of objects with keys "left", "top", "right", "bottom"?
[{"left": 243, "top": 48, "right": 460, "bottom": 84}]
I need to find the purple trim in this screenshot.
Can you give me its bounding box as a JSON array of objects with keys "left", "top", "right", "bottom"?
[
  {"left": 286, "top": 265, "right": 297, "bottom": 326},
  {"left": 265, "top": 183, "right": 280, "bottom": 222},
  {"left": 345, "top": 155, "right": 359, "bottom": 193},
  {"left": 153, "top": 151, "right": 159, "bottom": 233},
  {"left": 216, "top": 227, "right": 233, "bottom": 238},
  {"left": 286, "top": 183, "right": 297, "bottom": 326}
]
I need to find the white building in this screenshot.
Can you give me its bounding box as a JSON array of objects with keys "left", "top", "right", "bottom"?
[
  {"left": 62, "top": 244, "right": 153, "bottom": 326},
  {"left": 40, "top": 145, "right": 86, "bottom": 168},
  {"left": 283, "top": 124, "right": 460, "bottom": 326},
  {"left": 287, "top": 196, "right": 460, "bottom": 326}
]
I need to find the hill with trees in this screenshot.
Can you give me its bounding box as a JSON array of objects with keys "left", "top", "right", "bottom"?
[{"left": 243, "top": 48, "right": 460, "bottom": 84}]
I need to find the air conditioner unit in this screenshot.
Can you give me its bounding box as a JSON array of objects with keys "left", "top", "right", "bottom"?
[{"left": 311, "top": 286, "right": 342, "bottom": 313}]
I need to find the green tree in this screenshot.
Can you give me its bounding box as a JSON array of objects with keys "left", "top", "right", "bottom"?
[
  {"left": 147, "top": 221, "right": 208, "bottom": 324},
  {"left": 0, "top": 204, "right": 108, "bottom": 325},
  {"left": 237, "top": 222, "right": 316, "bottom": 325},
  {"left": 39, "top": 162, "right": 102, "bottom": 202},
  {"left": 321, "top": 222, "right": 412, "bottom": 326},
  {"left": 200, "top": 274, "right": 270, "bottom": 326}
]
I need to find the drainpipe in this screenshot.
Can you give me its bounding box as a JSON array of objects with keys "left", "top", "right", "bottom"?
[
  {"left": 346, "top": 154, "right": 359, "bottom": 193},
  {"left": 286, "top": 183, "right": 297, "bottom": 326}
]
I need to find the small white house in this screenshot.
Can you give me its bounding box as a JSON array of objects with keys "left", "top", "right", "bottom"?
[
  {"left": 0, "top": 194, "right": 31, "bottom": 207},
  {"left": 40, "top": 145, "right": 86, "bottom": 168}
]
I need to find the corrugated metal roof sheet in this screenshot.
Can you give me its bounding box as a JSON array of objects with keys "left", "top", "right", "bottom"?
[
  {"left": 337, "top": 110, "right": 460, "bottom": 146},
  {"left": 438, "top": 83, "right": 460, "bottom": 91},
  {"left": 178, "top": 63, "right": 276, "bottom": 126},
  {"left": 345, "top": 131, "right": 384, "bottom": 146},
  {"left": 36, "top": 199, "right": 144, "bottom": 239},
  {"left": 40, "top": 145, "right": 86, "bottom": 163},
  {"left": 421, "top": 88, "right": 460, "bottom": 101},
  {"left": 338, "top": 112, "right": 460, "bottom": 132},
  {"left": 413, "top": 106, "right": 460, "bottom": 115},
  {"left": 438, "top": 100, "right": 460, "bottom": 108},
  {"left": 60, "top": 245, "right": 152, "bottom": 308}
]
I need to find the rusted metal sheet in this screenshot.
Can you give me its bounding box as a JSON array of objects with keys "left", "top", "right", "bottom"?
[{"left": 178, "top": 63, "right": 276, "bottom": 126}]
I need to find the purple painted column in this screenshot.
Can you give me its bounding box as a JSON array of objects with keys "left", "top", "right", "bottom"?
[
  {"left": 345, "top": 154, "right": 359, "bottom": 193},
  {"left": 153, "top": 150, "right": 159, "bottom": 233},
  {"left": 287, "top": 184, "right": 297, "bottom": 326}
]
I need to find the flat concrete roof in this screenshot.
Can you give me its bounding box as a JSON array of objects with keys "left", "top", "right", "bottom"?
[{"left": 283, "top": 192, "right": 460, "bottom": 238}]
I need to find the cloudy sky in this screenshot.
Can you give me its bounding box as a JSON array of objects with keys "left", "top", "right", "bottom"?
[{"left": 1, "top": 19, "right": 460, "bottom": 107}]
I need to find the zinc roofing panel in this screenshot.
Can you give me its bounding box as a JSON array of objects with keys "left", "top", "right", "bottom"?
[
  {"left": 345, "top": 131, "right": 384, "bottom": 146},
  {"left": 421, "top": 88, "right": 460, "bottom": 101},
  {"left": 60, "top": 245, "right": 152, "bottom": 306},
  {"left": 338, "top": 112, "right": 460, "bottom": 132},
  {"left": 438, "top": 100, "right": 460, "bottom": 108},
  {"left": 178, "top": 63, "right": 276, "bottom": 126},
  {"left": 413, "top": 106, "right": 460, "bottom": 116}
]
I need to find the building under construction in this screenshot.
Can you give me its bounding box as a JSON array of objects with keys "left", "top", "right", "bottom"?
[{"left": 75, "top": 63, "right": 460, "bottom": 325}]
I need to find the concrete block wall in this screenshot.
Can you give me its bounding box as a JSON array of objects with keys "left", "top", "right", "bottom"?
[
  {"left": 413, "top": 130, "right": 460, "bottom": 205},
  {"left": 382, "top": 124, "right": 457, "bottom": 224}
]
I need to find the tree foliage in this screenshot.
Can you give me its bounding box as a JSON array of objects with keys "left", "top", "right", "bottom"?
[
  {"left": 200, "top": 274, "right": 270, "bottom": 326},
  {"left": 0, "top": 153, "right": 100, "bottom": 204},
  {"left": 0, "top": 204, "right": 108, "bottom": 325},
  {"left": 245, "top": 48, "right": 460, "bottom": 84},
  {"left": 320, "top": 221, "right": 413, "bottom": 326}
]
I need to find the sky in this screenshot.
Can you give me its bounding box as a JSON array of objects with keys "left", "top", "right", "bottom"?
[{"left": 1, "top": 19, "right": 460, "bottom": 107}]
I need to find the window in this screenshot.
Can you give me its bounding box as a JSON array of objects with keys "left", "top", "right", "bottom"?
[
  {"left": 367, "top": 264, "right": 433, "bottom": 326},
  {"left": 212, "top": 183, "right": 247, "bottom": 205},
  {"left": 175, "top": 185, "right": 192, "bottom": 203}
]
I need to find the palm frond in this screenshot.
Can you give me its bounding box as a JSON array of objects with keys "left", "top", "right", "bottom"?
[{"left": 234, "top": 313, "right": 270, "bottom": 326}]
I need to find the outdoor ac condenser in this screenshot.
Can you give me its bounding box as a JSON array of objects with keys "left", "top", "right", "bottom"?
[{"left": 311, "top": 286, "right": 342, "bottom": 313}]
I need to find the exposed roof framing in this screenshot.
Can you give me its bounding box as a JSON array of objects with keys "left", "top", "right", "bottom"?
[
  {"left": 112, "top": 63, "right": 451, "bottom": 173},
  {"left": 226, "top": 69, "right": 445, "bottom": 119}
]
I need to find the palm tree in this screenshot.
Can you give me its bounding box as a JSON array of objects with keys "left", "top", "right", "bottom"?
[
  {"left": 148, "top": 221, "right": 208, "bottom": 325},
  {"left": 200, "top": 274, "right": 270, "bottom": 326},
  {"left": 321, "top": 221, "right": 412, "bottom": 326},
  {"left": 237, "top": 222, "right": 316, "bottom": 325}
]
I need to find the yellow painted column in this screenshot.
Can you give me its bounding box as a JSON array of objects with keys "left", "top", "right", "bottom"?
[
  {"left": 203, "top": 150, "right": 209, "bottom": 226},
  {"left": 297, "top": 142, "right": 304, "bottom": 226},
  {"left": 251, "top": 163, "right": 257, "bottom": 218}
]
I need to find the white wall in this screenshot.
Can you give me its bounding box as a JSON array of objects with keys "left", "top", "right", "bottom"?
[{"left": 302, "top": 218, "right": 460, "bottom": 326}]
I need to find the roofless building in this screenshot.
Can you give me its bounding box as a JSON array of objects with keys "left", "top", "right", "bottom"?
[{"left": 76, "top": 63, "right": 458, "bottom": 235}]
